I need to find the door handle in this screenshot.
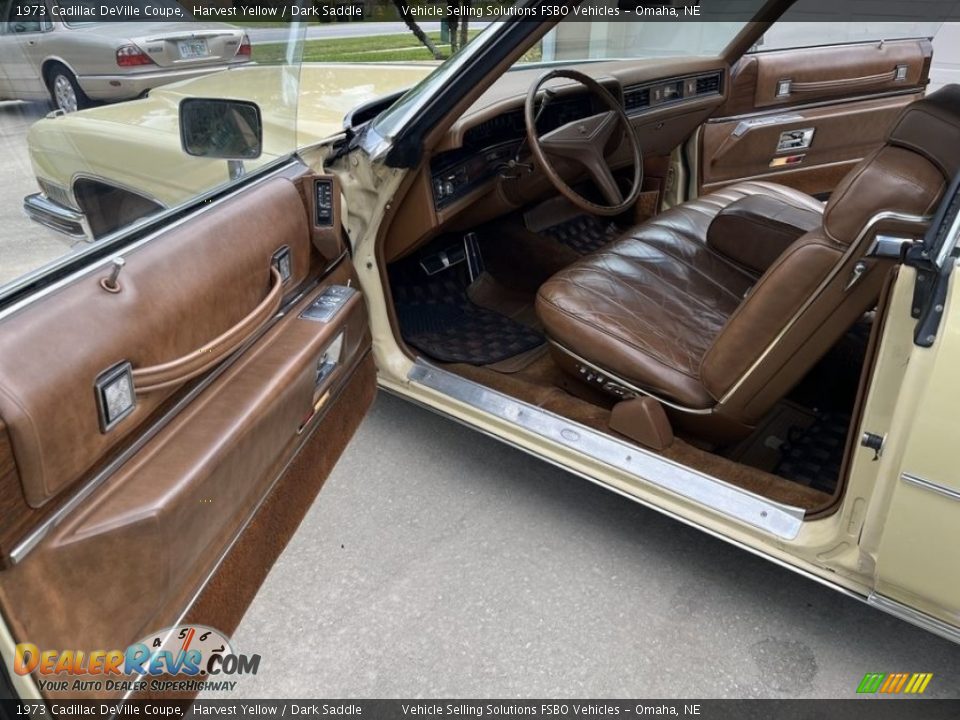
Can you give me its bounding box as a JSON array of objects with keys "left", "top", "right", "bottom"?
[
  {"left": 131, "top": 267, "right": 283, "bottom": 393},
  {"left": 777, "top": 128, "right": 815, "bottom": 152}
]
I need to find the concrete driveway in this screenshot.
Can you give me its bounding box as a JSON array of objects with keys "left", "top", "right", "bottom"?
[
  {"left": 205, "top": 393, "right": 960, "bottom": 698},
  {"left": 0, "top": 100, "right": 79, "bottom": 289}
]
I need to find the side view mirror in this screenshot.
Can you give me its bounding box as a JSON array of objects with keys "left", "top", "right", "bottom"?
[{"left": 179, "top": 98, "right": 263, "bottom": 161}]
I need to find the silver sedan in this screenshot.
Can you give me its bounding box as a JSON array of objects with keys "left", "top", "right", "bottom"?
[{"left": 0, "top": 0, "right": 251, "bottom": 112}]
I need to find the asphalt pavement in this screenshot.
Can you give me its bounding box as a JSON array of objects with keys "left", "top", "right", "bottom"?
[{"left": 204, "top": 393, "right": 960, "bottom": 698}]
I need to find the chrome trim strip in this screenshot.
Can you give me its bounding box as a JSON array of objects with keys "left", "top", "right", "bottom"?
[
  {"left": 22, "top": 192, "right": 87, "bottom": 239},
  {"left": 707, "top": 87, "right": 921, "bottom": 124},
  {"left": 7, "top": 253, "right": 346, "bottom": 565},
  {"left": 935, "top": 192, "right": 960, "bottom": 270},
  {"left": 867, "top": 592, "right": 960, "bottom": 646},
  {"left": 718, "top": 211, "right": 931, "bottom": 405},
  {"left": 901, "top": 472, "right": 960, "bottom": 503},
  {"left": 407, "top": 361, "right": 805, "bottom": 540},
  {"left": 548, "top": 340, "right": 715, "bottom": 416}
]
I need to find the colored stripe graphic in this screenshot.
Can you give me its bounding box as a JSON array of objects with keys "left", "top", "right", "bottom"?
[{"left": 857, "top": 672, "right": 933, "bottom": 694}]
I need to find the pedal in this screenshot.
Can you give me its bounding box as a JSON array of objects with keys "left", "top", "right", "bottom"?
[
  {"left": 464, "top": 232, "right": 485, "bottom": 283},
  {"left": 420, "top": 244, "right": 466, "bottom": 276}
]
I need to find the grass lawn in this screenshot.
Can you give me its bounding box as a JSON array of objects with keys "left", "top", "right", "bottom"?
[{"left": 253, "top": 31, "right": 481, "bottom": 63}]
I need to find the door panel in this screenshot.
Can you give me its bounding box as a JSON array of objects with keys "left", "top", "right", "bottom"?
[
  {"left": 699, "top": 39, "right": 932, "bottom": 197},
  {"left": 0, "top": 177, "right": 312, "bottom": 510},
  {"left": 0, "top": 167, "right": 375, "bottom": 699},
  {"left": 701, "top": 94, "right": 916, "bottom": 195}
]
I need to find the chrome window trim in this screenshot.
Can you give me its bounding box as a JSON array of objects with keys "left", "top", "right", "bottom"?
[
  {"left": 407, "top": 360, "right": 805, "bottom": 540},
  {"left": 901, "top": 472, "right": 960, "bottom": 503}
]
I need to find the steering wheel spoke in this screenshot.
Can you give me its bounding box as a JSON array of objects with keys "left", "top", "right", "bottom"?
[{"left": 586, "top": 155, "right": 624, "bottom": 206}]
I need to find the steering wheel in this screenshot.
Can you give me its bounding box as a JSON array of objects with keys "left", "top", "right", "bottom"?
[{"left": 524, "top": 69, "right": 643, "bottom": 216}]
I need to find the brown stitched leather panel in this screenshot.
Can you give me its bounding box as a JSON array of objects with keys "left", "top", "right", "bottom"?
[
  {"left": 715, "top": 39, "right": 930, "bottom": 117},
  {"left": 0, "top": 176, "right": 312, "bottom": 508},
  {"left": 701, "top": 93, "right": 919, "bottom": 194},
  {"left": 0, "top": 259, "right": 371, "bottom": 700}
]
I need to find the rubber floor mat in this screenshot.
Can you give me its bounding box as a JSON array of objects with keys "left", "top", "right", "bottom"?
[
  {"left": 539, "top": 214, "right": 622, "bottom": 255},
  {"left": 773, "top": 412, "right": 851, "bottom": 494},
  {"left": 391, "top": 263, "right": 544, "bottom": 365}
]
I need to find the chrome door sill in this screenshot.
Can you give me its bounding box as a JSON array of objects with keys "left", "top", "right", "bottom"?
[{"left": 407, "top": 361, "right": 805, "bottom": 540}]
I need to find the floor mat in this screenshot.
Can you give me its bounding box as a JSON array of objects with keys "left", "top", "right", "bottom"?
[
  {"left": 773, "top": 412, "right": 851, "bottom": 494},
  {"left": 728, "top": 402, "right": 817, "bottom": 473},
  {"left": 391, "top": 262, "right": 544, "bottom": 366},
  {"left": 539, "top": 214, "right": 623, "bottom": 255}
]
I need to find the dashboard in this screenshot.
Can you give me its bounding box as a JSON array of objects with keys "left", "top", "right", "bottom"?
[
  {"left": 429, "top": 70, "right": 723, "bottom": 211},
  {"left": 383, "top": 59, "right": 729, "bottom": 264}
]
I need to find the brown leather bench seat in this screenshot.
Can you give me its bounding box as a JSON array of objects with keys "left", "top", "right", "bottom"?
[{"left": 536, "top": 182, "right": 824, "bottom": 409}]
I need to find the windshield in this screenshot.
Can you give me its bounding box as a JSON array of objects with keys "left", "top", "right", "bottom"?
[
  {"left": 533, "top": 21, "right": 747, "bottom": 63},
  {"left": 372, "top": 15, "right": 747, "bottom": 142}
]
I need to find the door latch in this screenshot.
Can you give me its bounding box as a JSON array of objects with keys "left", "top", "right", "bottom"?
[{"left": 777, "top": 128, "right": 815, "bottom": 152}]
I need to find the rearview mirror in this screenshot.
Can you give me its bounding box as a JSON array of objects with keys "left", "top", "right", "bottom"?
[{"left": 179, "top": 98, "right": 263, "bottom": 160}]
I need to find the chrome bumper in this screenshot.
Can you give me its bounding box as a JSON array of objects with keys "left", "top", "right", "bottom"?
[{"left": 23, "top": 193, "right": 89, "bottom": 240}]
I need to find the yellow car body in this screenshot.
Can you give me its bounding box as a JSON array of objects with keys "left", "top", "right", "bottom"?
[{"left": 24, "top": 62, "right": 434, "bottom": 238}]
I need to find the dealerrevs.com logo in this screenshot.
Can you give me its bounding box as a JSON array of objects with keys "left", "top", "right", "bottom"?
[{"left": 13, "top": 625, "right": 260, "bottom": 694}]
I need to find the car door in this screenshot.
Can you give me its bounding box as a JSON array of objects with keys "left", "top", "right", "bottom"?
[
  {"left": 0, "top": 49, "right": 376, "bottom": 701},
  {"left": 0, "top": 0, "right": 50, "bottom": 99},
  {"left": 843, "top": 172, "right": 960, "bottom": 640},
  {"left": 697, "top": 23, "right": 939, "bottom": 199}
]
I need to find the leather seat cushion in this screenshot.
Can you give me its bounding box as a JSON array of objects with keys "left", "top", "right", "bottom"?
[{"left": 535, "top": 181, "right": 822, "bottom": 409}]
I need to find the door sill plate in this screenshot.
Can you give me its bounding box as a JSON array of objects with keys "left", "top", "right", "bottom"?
[{"left": 407, "top": 361, "right": 805, "bottom": 540}]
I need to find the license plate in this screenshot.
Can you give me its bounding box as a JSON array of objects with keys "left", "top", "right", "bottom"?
[{"left": 177, "top": 39, "right": 209, "bottom": 59}]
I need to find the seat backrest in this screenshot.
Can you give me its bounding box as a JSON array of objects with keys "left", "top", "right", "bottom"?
[{"left": 700, "top": 84, "right": 960, "bottom": 427}]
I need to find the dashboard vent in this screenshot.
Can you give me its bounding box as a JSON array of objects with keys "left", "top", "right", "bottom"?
[
  {"left": 624, "top": 87, "right": 650, "bottom": 113},
  {"left": 696, "top": 73, "right": 721, "bottom": 96}
]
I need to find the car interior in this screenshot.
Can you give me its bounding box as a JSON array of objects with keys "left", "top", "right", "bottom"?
[
  {"left": 373, "top": 29, "right": 958, "bottom": 518},
  {"left": 1, "top": 13, "right": 959, "bottom": 702}
]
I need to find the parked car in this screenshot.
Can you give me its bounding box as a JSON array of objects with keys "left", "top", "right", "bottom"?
[
  {"left": 21, "top": 62, "right": 435, "bottom": 238},
  {"left": 1, "top": 1, "right": 959, "bottom": 703},
  {"left": 0, "top": 0, "right": 251, "bottom": 113}
]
